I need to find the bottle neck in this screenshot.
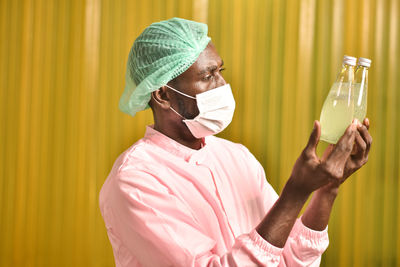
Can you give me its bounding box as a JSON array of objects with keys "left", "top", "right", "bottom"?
[
  {"left": 342, "top": 64, "right": 355, "bottom": 71},
  {"left": 355, "top": 65, "right": 369, "bottom": 83},
  {"left": 356, "top": 65, "right": 370, "bottom": 71},
  {"left": 337, "top": 64, "right": 355, "bottom": 83}
]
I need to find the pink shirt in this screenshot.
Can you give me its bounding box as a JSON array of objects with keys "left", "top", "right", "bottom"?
[{"left": 99, "top": 126, "right": 329, "bottom": 267}]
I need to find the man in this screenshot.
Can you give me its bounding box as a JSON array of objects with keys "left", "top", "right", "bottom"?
[{"left": 99, "top": 18, "right": 372, "bottom": 266}]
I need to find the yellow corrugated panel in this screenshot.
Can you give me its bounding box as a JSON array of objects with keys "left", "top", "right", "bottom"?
[{"left": 0, "top": 0, "right": 399, "bottom": 266}]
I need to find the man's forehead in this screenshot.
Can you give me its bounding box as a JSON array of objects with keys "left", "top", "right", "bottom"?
[{"left": 188, "top": 43, "right": 223, "bottom": 74}]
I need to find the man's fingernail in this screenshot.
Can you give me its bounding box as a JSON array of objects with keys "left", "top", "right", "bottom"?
[
  {"left": 351, "top": 120, "right": 358, "bottom": 130},
  {"left": 313, "top": 121, "right": 318, "bottom": 130}
]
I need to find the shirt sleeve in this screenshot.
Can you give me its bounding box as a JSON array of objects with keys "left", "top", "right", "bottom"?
[
  {"left": 102, "top": 168, "right": 287, "bottom": 267},
  {"left": 258, "top": 171, "right": 330, "bottom": 266},
  {"left": 239, "top": 144, "right": 330, "bottom": 266},
  {"left": 280, "top": 218, "right": 329, "bottom": 267}
]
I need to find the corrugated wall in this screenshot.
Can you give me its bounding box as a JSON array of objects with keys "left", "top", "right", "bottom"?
[{"left": 0, "top": 0, "right": 399, "bottom": 266}]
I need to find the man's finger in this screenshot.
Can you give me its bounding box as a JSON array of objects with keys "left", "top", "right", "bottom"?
[
  {"left": 358, "top": 124, "right": 372, "bottom": 155},
  {"left": 326, "top": 120, "right": 357, "bottom": 162},
  {"left": 352, "top": 131, "right": 367, "bottom": 160},
  {"left": 304, "top": 121, "right": 321, "bottom": 156},
  {"left": 363, "top": 118, "right": 370, "bottom": 130},
  {"left": 321, "top": 144, "right": 334, "bottom": 161}
]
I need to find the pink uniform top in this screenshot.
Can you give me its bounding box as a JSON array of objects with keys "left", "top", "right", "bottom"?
[{"left": 99, "top": 126, "right": 329, "bottom": 267}]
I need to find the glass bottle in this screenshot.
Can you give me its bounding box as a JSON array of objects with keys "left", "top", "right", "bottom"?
[
  {"left": 353, "top": 57, "right": 371, "bottom": 122},
  {"left": 319, "top": 55, "right": 356, "bottom": 144}
]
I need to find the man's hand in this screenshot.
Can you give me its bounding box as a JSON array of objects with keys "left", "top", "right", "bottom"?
[
  {"left": 287, "top": 120, "right": 359, "bottom": 195},
  {"left": 321, "top": 118, "right": 372, "bottom": 186},
  {"left": 257, "top": 119, "right": 371, "bottom": 246},
  {"left": 301, "top": 118, "right": 372, "bottom": 230}
]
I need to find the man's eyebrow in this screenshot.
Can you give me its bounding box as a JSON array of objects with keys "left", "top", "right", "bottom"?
[{"left": 197, "top": 60, "right": 225, "bottom": 76}]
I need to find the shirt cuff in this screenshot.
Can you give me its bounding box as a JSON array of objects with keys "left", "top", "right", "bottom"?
[
  {"left": 295, "top": 216, "right": 328, "bottom": 238},
  {"left": 289, "top": 217, "right": 330, "bottom": 254},
  {"left": 249, "top": 229, "right": 284, "bottom": 254},
  {"left": 234, "top": 229, "right": 283, "bottom": 265}
]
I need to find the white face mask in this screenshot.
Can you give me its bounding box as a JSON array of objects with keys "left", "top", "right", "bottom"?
[{"left": 165, "top": 84, "right": 236, "bottom": 138}]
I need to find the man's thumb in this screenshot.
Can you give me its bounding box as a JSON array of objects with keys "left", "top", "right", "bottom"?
[{"left": 305, "top": 120, "right": 321, "bottom": 154}]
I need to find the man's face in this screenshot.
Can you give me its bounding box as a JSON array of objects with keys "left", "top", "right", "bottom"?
[{"left": 167, "top": 42, "right": 226, "bottom": 119}]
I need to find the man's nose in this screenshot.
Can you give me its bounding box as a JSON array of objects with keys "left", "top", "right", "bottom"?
[{"left": 216, "top": 72, "right": 226, "bottom": 87}]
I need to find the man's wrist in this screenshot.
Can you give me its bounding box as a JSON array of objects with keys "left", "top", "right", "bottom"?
[
  {"left": 284, "top": 177, "right": 311, "bottom": 203},
  {"left": 315, "top": 182, "right": 340, "bottom": 198}
]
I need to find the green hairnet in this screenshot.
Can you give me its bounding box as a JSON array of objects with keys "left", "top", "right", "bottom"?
[{"left": 119, "top": 17, "right": 211, "bottom": 116}]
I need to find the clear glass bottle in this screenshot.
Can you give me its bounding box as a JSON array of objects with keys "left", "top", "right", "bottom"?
[
  {"left": 320, "top": 55, "right": 356, "bottom": 144},
  {"left": 353, "top": 57, "right": 371, "bottom": 122}
]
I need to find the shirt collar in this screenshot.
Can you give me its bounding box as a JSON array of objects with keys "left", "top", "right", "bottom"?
[{"left": 143, "top": 125, "right": 208, "bottom": 163}]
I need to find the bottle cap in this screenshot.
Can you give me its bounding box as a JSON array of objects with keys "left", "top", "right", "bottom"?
[
  {"left": 343, "top": 55, "right": 357, "bottom": 66},
  {"left": 358, "top": 57, "right": 371, "bottom": 68}
]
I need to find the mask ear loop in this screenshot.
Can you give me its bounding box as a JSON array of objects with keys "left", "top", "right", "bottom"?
[
  {"left": 151, "top": 92, "right": 186, "bottom": 119},
  {"left": 165, "top": 84, "right": 196, "bottom": 99}
]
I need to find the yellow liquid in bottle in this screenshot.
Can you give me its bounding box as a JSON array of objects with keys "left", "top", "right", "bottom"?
[
  {"left": 320, "top": 82, "right": 354, "bottom": 144},
  {"left": 353, "top": 83, "right": 367, "bottom": 122},
  {"left": 353, "top": 66, "right": 369, "bottom": 123}
]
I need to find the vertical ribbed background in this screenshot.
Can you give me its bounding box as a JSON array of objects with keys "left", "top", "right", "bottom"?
[{"left": 0, "top": 0, "right": 399, "bottom": 266}]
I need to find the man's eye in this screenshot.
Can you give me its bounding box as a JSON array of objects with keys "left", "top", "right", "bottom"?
[
  {"left": 203, "top": 68, "right": 225, "bottom": 81},
  {"left": 203, "top": 75, "right": 212, "bottom": 81}
]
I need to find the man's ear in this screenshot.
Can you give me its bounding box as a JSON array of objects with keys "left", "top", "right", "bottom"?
[{"left": 151, "top": 86, "right": 171, "bottom": 110}]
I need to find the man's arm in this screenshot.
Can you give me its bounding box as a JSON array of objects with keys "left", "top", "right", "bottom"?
[
  {"left": 256, "top": 120, "right": 359, "bottom": 247},
  {"left": 302, "top": 118, "right": 372, "bottom": 231},
  {"left": 301, "top": 185, "right": 338, "bottom": 231},
  {"left": 256, "top": 179, "right": 310, "bottom": 247}
]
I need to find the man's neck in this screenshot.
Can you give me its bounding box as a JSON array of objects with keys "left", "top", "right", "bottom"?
[{"left": 153, "top": 122, "right": 203, "bottom": 150}]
